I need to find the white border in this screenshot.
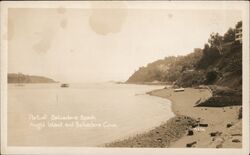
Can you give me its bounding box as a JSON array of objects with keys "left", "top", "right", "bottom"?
[
  {"left": 1, "top": 1, "right": 249, "bottom": 155},
  {"left": 242, "top": 2, "right": 250, "bottom": 155}
]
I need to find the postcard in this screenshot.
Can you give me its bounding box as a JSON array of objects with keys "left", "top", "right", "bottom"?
[{"left": 1, "top": 1, "right": 249, "bottom": 155}]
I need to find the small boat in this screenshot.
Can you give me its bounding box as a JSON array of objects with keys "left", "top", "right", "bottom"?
[
  {"left": 61, "top": 83, "right": 69, "bottom": 88},
  {"left": 174, "top": 87, "right": 185, "bottom": 92}
]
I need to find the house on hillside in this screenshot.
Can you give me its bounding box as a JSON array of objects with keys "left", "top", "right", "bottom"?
[{"left": 235, "top": 22, "right": 242, "bottom": 44}]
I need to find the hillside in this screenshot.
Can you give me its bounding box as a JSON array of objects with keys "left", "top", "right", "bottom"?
[
  {"left": 8, "top": 73, "right": 57, "bottom": 83},
  {"left": 127, "top": 49, "right": 203, "bottom": 84},
  {"left": 127, "top": 21, "right": 242, "bottom": 90}
]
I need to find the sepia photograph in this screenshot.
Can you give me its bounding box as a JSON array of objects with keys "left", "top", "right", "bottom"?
[{"left": 1, "top": 1, "right": 249, "bottom": 155}]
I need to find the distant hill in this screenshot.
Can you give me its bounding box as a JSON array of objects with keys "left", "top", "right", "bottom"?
[
  {"left": 8, "top": 73, "right": 57, "bottom": 83},
  {"left": 127, "top": 49, "right": 202, "bottom": 84},
  {"left": 127, "top": 21, "right": 242, "bottom": 90}
]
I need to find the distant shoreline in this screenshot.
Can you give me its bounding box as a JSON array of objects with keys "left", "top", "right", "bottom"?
[{"left": 8, "top": 73, "right": 57, "bottom": 83}]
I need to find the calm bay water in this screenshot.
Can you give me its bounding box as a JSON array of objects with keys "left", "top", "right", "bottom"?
[{"left": 8, "top": 83, "right": 174, "bottom": 146}]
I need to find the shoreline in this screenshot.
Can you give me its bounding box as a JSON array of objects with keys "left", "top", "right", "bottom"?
[
  {"left": 106, "top": 87, "right": 209, "bottom": 147},
  {"left": 105, "top": 115, "right": 196, "bottom": 147},
  {"left": 106, "top": 87, "right": 242, "bottom": 148}
]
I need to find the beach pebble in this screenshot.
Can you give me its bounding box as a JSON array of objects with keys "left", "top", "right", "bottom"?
[
  {"left": 216, "top": 143, "right": 223, "bottom": 148},
  {"left": 210, "top": 131, "right": 222, "bottom": 137},
  {"left": 226, "top": 123, "right": 233, "bottom": 128},
  {"left": 157, "top": 138, "right": 162, "bottom": 142},
  {"left": 187, "top": 130, "right": 194, "bottom": 136},
  {"left": 192, "top": 124, "right": 198, "bottom": 128}
]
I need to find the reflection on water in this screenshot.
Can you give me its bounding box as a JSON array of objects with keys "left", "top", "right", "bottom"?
[{"left": 8, "top": 83, "right": 174, "bottom": 146}]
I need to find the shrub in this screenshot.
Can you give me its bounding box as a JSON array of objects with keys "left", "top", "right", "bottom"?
[{"left": 205, "top": 70, "right": 218, "bottom": 84}]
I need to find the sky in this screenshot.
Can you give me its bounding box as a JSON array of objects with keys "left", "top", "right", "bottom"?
[{"left": 8, "top": 7, "right": 241, "bottom": 83}]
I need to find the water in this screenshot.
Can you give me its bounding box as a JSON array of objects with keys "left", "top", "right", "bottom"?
[{"left": 8, "top": 83, "right": 174, "bottom": 146}]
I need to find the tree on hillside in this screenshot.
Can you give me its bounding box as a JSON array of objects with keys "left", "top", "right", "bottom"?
[
  {"left": 208, "top": 33, "right": 223, "bottom": 55},
  {"left": 196, "top": 43, "right": 220, "bottom": 69},
  {"left": 204, "top": 43, "right": 209, "bottom": 50},
  {"left": 223, "top": 28, "right": 235, "bottom": 43},
  {"left": 236, "top": 21, "right": 242, "bottom": 29},
  {"left": 205, "top": 70, "right": 218, "bottom": 84}
]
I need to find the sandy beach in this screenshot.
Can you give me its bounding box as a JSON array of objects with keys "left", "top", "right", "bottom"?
[
  {"left": 151, "top": 87, "right": 242, "bottom": 148},
  {"left": 107, "top": 87, "right": 242, "bottom": 148}
]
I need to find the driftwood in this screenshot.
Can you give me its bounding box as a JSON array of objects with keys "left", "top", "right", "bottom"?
[
  {"left": 199, "top": 123, "right": 208, "bottom": 127},
  {"left": 232, "top": 139, "right": 241, "bottom": 143},
  {"left": 186, "top": 141, "right": 197, "bottom": 147},
  {"left": 231, "top": 133, "right": 242, "bottom": 136}
]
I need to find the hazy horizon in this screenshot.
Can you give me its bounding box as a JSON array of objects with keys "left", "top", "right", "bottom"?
[{"left": 8, "top": 7, "right": 241, "bottom": 83}]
